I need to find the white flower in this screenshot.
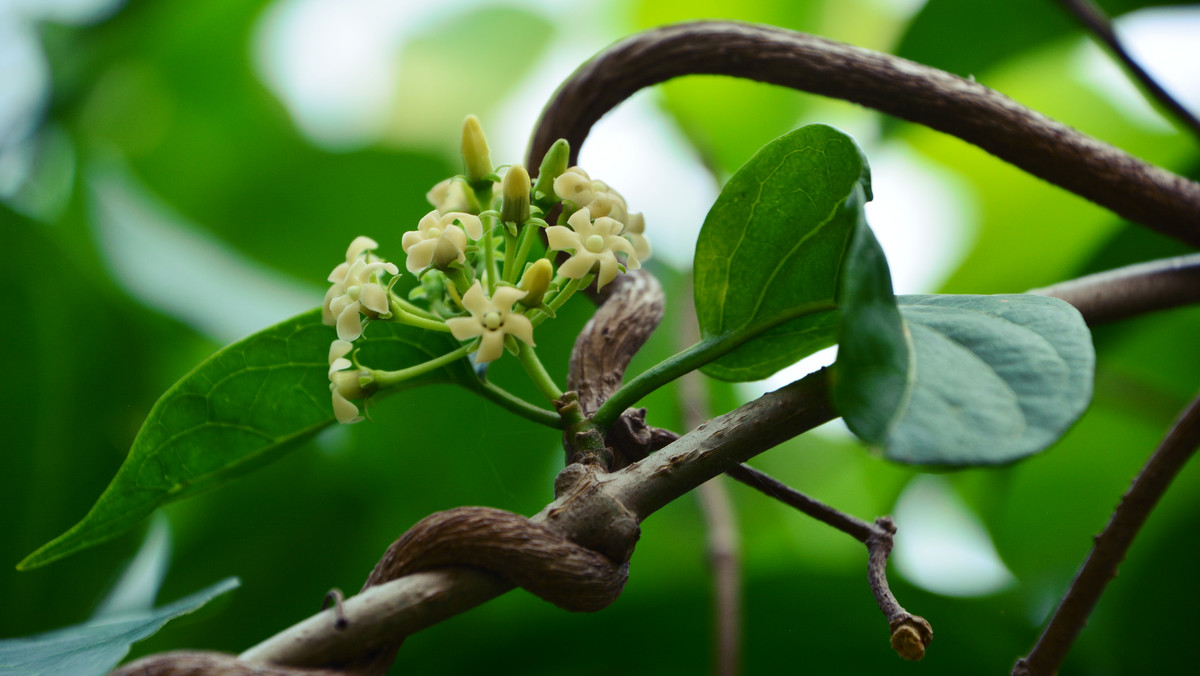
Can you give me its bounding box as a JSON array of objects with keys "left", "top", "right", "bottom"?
[
  {"left": 328, "top": 340, "right": 364, "bottom": 424},
  {"left": 444, "top": 281, "right": 535, "bottom": 363},
  {"left": 553, "top": 167, "right": 599, "bottom": 208},
  {"left": 401, "top": 210, "right": 484, "bottom": 274},
  {"left": 624, "top": 212, "right": 651, "bottom": 262},
  {"left": 323, "top": 237, "right": 400, "bottom": 342},
  {"left": 426, "top": 178, "right": 472, "bottom": 214},
  {"left": 546, "top": 208, "right": 641, "bottom": 290}
]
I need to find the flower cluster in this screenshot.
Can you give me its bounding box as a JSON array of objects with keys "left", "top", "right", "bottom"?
[{"left": 319, "top": 116, "right": 651, "bottom": 424}]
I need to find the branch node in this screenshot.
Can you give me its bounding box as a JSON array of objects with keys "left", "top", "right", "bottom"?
[
  {"left": 890, "top": 614, "right": 934, "bottom": 661},
  {"left": 321, "top": 588, "right": 348, "bottom": 630}
]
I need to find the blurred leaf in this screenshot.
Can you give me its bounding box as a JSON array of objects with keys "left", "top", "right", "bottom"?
[
  {"left": 0, "top": 576, "right": 237, "bottom": 676},
  {"left": 875, "top": 294, "right": 1094, "bottom": 466},
  {"left": 893, "top": 0, "right": 1194, "bottom": 81},
  {"left": 91, "top": 514, "right": 170, "bottom": 620},
  {"left": 20, "top": 310, "right": 470, "bottom": 569},
  {"left": 633, "top": 0, "right": 822, "bottom": 176},
  {"left": 829, "top": 214, "right": 908, "bottom": 443},
  {"left": 693, "top": 124, "right": 867, "bottom": 381}
]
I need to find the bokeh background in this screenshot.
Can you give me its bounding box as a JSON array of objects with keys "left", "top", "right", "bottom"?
[{"left": 3, "top": 0, "right": 1200, "bottom": 673}]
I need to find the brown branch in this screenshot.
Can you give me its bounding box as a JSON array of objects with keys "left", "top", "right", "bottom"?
[
  {"left": 526, "top": 21, "right": 1200, "bottom": 248},
  {"left": 1012, "top": 388, "right": 1200, "bottom": 675},
  {"left": 1055, "top": 0, "right": 1200, "bottom": 141},
  {"left": 695, "top": 479, "right": 742, "bottom": 676},
  {"left": 1029, "top": 253, "right": 1200, "bottom": 324}
]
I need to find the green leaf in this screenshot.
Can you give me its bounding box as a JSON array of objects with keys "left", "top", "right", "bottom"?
[
  {"left": 20, "top": 310, "right": 468, "bottom": 570},
  {"left": 693, "top": 124, "right": 870, "bottom": 381},
  {"left": 850, "top": 294, "right": 1095, "bottom": 466},
  {"left": 829, "top": 212, "right": 909, "bottom": 443},
  {"left": 0, "top": 577, "right": 238, "bottom": 676}
]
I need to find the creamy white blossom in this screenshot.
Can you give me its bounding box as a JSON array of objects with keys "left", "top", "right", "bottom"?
[
  {"left": 426, "top": 178, "right": 473, "bottom": 214},
  {"left": 444, "top": 281, "right": 534, "bottom": 363},
  {"left": 624, "top": 212, "right": 651, "bottom": 262},
  {"left": 328, "top": 339, "right": 364, "bottom": 424},
  {"left": 323, "top": 237, "right": 399, "bottom": 342},
  {"left": 552, "top": 166, "right": 598, "bottom": 208},
  {"left": 401, "top": 210, "right": 484, "bottom": 274},
  {"left": 546, "top": 208, "right": 640, "bottom": 290}
]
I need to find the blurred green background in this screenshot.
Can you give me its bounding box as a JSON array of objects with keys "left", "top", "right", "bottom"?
[{"left": 3, "top": 0, "right": 1199, "bottom": 673}]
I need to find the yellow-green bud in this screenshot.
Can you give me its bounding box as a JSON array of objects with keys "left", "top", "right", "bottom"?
[
  {"left": 532, "top": 138, "right": 569, "bottom": 202},
  {"left": 461, "top": 115, "right": 493, "bottom": 184},
  {"left": 500, "top": 164, "right": 532, "bottom": 225},
  {"left": 519, "top": 258, "right": 554, "bottom": 308}
]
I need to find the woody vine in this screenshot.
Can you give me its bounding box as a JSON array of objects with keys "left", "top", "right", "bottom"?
[{"left": 9, "top": 14, "right": 1200, "bottom": 676}]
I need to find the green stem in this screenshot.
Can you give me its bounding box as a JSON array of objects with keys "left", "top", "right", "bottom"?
[
  {"left": 592, "top": 301, "right": 838, "bottom": 430},
  {"left": 502, "top": 227, "right": 519, "bottom": 284},
  {"left": 388, "top": 293, "right": 440, "bottom": 321},
  {"left": 530, "top": 274, "right": 590, "bottom": 327},
  {"left": 371, "top": 343, "right": 473, "bottom": 388},
  {"left": 388, "top": 299, "right": 450, "bottom": 332},
  {"left": 517, "top": 341, "right": 563, "bottom": 403},
  {"left": 483, "top": 222, "right": 498, "bottom": 294},
  {"left": 473, "top": 379, "right": 564, "bottom": 428},
  {"left": 511, "top": 222, "right": 539, "bottom": 282}
]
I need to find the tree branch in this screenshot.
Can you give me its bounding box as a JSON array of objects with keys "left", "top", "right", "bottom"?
[
  {"left": 1055, "top": 0, "right": 1200, "bottom": 141},
  {"left": 230, "top": 372, "right": 835, "bottom": 670},
  {"left": 1029, "top": 253, "right": 1200, "bottom": 324},
  {"left": 1012, "top": 388, "right": 1200, "bottom": 675},
  {"left": 526, "top": 21, "right": 1200, "bottom": 248}
]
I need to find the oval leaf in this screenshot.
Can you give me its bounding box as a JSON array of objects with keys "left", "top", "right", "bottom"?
[
  {"left": 20, "top": 309, "right": 469, "bottom": 569},
  {"left": 693, "top": 124, "right": 870, "bottom": 381},
  {"left": 859, "top": 294, "right": 1094, "bottom": 466}
]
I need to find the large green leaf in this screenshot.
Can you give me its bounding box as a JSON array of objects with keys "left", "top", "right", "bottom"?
[
  {"left": 19, "top": 310, "right": 468, "bottom": 569},
  {"left": 851, "top": 294, "right": 1095, "bottom": 466},
  {"left": 693, "top": 124, "right": 870, "bottom": 381},
  {"left": 0, "top": 577, "right": 238, "bottom": 676}
]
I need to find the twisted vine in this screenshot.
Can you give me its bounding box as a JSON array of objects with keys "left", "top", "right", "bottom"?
[{"left": 111, "top": 19, "right": 1200, "bottom": 676}]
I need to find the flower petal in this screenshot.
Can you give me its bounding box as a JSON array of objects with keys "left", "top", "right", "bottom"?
[
  {"left": 445, "top": 212, "right": 483, "bottom": 240},
  {"left": 336, "top": 302, "right": 363, "bottom": 341},
  {"left": 345, "top": 236, "right": 379, "bottom": 263},
  {"left": 476, "top": 330, "right": 505, "bottom": 363},
  {"left": 405, "top": 239, "right": 437, "bottom": 273},
  {"left": 327, "top": 262, "right": 350, "bottom": 284},
  {"left": 566, "top": 207, "right": 594, "bottom": 235},
  {"left": 491, "top": 285, "right": 528, "bottom": 313},
  {"left": 331, "top": 388, "right": 363, "bottom": 424},
  {"left": 503, "top": 313, "right": 535, "bottom": 347},
  {"left": 329, "top": 357, "right": 353, "bottom": 377},
  {"left": 446, "top": 316, "right": 483, "bottom": 341},
  {"left": 460, "top": 281, "right": 490, "bottom": 317},
  {"left": 329, "top": 339, "right": 354, "bottom": 363},
  {"left": 595, "top": 252, "right": 620, "bottom": 290},
  {"left": 322, "top": 285, "right": 341, "bottom": 325},
  {"left": 360, "top": 283, "right": 389, "bottom": 315},
  {"left": 558, "top": 251, "right": 597, "bottom": 279},
  {"left": 546, "top": 226, "right": 581, "bottom": 252}
]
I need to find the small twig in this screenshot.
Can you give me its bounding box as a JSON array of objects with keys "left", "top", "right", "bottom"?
[
  {"left": 321, "top": 589, "right": 349, "bottom": 630},
  {"left": 1013, "top": 388, "right": 1200, "bottom": 675},
  {"left": 1055, "top": 0, "right": 1200, "bottom": 141},
  {"left": 1029, "top": 253, "right": 1200, "bottom": 324},
  {"left": 724, "top": 463, "right": 874, "bottom": 543},
  {"left": 724, "top": 464, "right": 931, "bottom": 660}
]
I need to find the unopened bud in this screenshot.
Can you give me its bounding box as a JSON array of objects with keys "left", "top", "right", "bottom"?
[
  {"left": 519, "top": 258, "right": 554, "bottom": 308},
  {"left": 500, "top": 165, "right": 532, "bottom": 225},
  {"left": 461, "top": 115, "right": 493, "bottom": 184},
  {"left": 532, "top": 138, "right": 569, "bottom": 202}
]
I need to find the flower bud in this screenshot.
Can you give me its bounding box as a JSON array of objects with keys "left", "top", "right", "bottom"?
[
  {"left": 461, "top": 115, "right": 493, "bottom": 184},
  {"left": 532, "top": 138, "right": 569, "bottom": 202},
  {"left": 500, "top": 164, "right": 532, "bottom": 226},
  {"left": 518, "top": 258, "right": 553, "bottom": 308}
]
